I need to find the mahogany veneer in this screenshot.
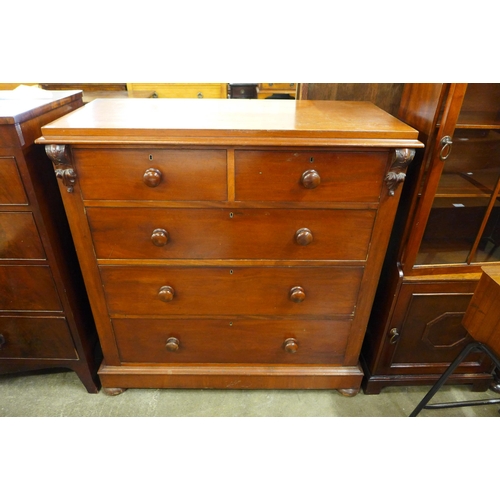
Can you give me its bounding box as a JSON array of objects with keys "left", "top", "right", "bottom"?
[{"left": 38, "top": 99, "right": 421, "bottom": 394}]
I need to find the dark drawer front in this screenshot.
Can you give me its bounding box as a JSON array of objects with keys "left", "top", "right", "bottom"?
[
  {"left": 234, "top": 150, "right": 388, "bottom": 202},
  {"left": 0, "top": 213, "right": 45, "bottom": 260},
  {"left": 0, "top": 266, "right": 61, "bottom": 311},
  {"left": 113, "top": 318, "right": 350, "bottom": 364},
  {"left": 73, "top": 149, "right": 228, "bottom": 201},
  {"left": 0, "top": 316, "right": 77, "bottom": 360},
  {"left": 0, "top": 157, "right": 28, "bottom": 205},
  {"left": 100, "top": 266, "right": 363, "bottom": 317},
  {"left": 88, "top": 207, "right": 375, "bottom": 261}
]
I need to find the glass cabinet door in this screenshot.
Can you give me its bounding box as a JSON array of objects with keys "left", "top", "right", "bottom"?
[{"left": 415, "top": 83, "right": 500, "bottom": 266}]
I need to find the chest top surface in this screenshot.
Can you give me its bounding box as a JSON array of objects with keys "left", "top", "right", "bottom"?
[
  {"left": 37, "top": 99, "right": 422, "bottom": 147},
  {"left": 0, "top": 91, "right": 82, "bottom": 125}
]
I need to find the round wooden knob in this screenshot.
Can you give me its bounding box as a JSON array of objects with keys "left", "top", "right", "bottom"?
[
  {"left": 166, "top": 337, "right": 180, "bottom": 352},
  {"left": 295, "top": 228, "right": 313, "bottom": 246},
  {"left": 151, "top": 228, "right": 169, "bottom": 247},
  {"left": 158, "top": 285, "right": 175, "bottom": 302},
  {"left": 301, "top": 169, "right": 321, "bottom": 189},
  {"left": 283, "top": 338, "right": 299, "bottom": 353},
  {"left": 289, "top": 286, "right": 306, "bottom": 303},
  {"left": 143, "top": 168, "right": 162, "bottom": 187}
]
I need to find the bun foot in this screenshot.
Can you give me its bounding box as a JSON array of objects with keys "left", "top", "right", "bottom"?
[
  {"left": 102, "top": 387, "right": 127, "bottom": 396},
  {"left": 337, "top": 387, "right": 360, "bottom": 397}
]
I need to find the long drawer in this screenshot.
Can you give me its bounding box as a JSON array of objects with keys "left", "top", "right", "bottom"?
[
  {"left": 234, "top": 150, "right": 388, "bottom": 202},
  {"left": 0, "top": 213, "right": 45, "bottom": 260},
  {"left": 73, "top": 149, "right": 228, "bottom": 201},
  {"left": 0, "top": 266, "right": 61, "bottom": 311},
  {"left": 0, "top": 316, "right": 77, "bottom": 360},
  {"left": 88, "top": 207, "right": 375, "bottom": 261},
  {"left": 100, "top": 265, "right": 363, "bottom": 317},
  {"left": 113, "top": 318, "right": 350, "bottom": 364}
]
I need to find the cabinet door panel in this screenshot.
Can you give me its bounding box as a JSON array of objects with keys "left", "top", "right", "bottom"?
[{"left": 389, "top": 282, "right": 485, "bottom": 372}]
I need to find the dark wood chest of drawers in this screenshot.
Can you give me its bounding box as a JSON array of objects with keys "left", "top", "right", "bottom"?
[
  {"left": 0, "top": 90, "right": 100, "bottom": 392},
  {"left": 38, "top": 99, "right": 421, "bottom": 394}
]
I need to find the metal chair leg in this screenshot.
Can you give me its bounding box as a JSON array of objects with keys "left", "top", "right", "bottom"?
[{"left": 409, "top": 342, "right": 500, "bottom": 417}]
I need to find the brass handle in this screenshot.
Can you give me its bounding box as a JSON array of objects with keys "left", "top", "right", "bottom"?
[
  {"left": 151, "top": 228, "right": 169, "bottom": 247},
  {"left": 283, "top": 338, "right": 299, "bottom": 353},
  {"left": 151, "top": 91, "right": 158, "bottom": 98},
  {"left": 143, "top": 168, "right": 162, "bottom": 187},
  {"left": 158, "top": 285, "right": 175, "bottom": 302},
  {"left": 197, "top": 92, "right": 203, "bottom": 98},
  {"left": 295, "top": 228, "right": 313, "bottom": 246},
  {"left": 301, "top": 170, "right": 321, "bottom": 189},
  {"left": 439, "top": 135, "right": 453, "bottom": 161},
  {"left": 0, "top": 334, "right": 5, "bottom": 349},
  {"left": 166, "top": 337, "right": 180, "bottom": 352},
  {"left": 389, "top": 328, "right": 400, "bottom": 344},
  {"left": 289, "top": 286, "right": 306, "bottom": 303}
]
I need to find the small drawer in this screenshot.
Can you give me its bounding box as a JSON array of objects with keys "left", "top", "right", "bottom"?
[
  {"left": 127, "top": 83, "right": 228, "bottom": 99},
  {"left": 259, "top": 83, "right": 296, "bottom": 90},
  {"left": 0, "top": 265, "right": 61, "bottom": 311},
  {"left": 100, "top": 265, "right": 363, "bottom": 317},
  {"left": 0, "top": 316, "right": 77, "bottom": 360},
  {"left": 113, "top": 317, "right": 350, "bottom": 364},
  {"left": 0, "top": 157, "right": 28, "bottom": 205},
  {"left": 73, "top": 149, "right": 228, "bottom": 201},
  {"left": 87, "top": 207, "right": 375, "bottom": 261},
  {"left": 235, "top": 150, "right": 388, "bottom": 202},
  {"left": 0, "top": 213, "right": 45, "bottom": 260}
]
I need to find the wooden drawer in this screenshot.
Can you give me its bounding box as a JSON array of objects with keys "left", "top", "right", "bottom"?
[
  {"left": 0, "top": 316, "right": 78, "bottom": 360},
  {"left": 0, "top": 157, "right": 28, "bottom": 205},
  {"left": 113, "top": 317, "right": 350, "bottom": 364},
  {"left": 234, "top": 150, "right": 388, "bottom": 202},
  {"left": 259, "top": 83, "right": 296, "bottom": 90},
  {"left": 127, "top": 83, "right": 228, "bottom": 99},
  {"left": 0, "top": 213, "right": 45, "bottom": 260},
  {"left": 88, "top": 207, "right": 375, "bottom": 261},
  {"left": 0, "top": 266, "right": 61, "bottom": 311},
  {"left": 100, "top": 265, "right": 363, "bottom": 316},
  {"left": 73, "top": 149, "right": 227, "bottom": 201}
]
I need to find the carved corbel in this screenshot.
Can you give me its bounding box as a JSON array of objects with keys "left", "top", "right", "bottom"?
[
  {"left": 45, "top": 144, "right": 76, "bottom": 193},
  {"left": 385, "top": 148, "right": 415, "bottom": 196}
]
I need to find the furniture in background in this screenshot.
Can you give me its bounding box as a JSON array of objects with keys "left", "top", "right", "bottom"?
[
  {"left": 228, "top": 84, "right": 258, "bottom": 99},
  {"left": 38, "top": 98, "right": 421, "bottom": 395},
  {"left": 410, "top": 266, "right": 500, "bottom": 416},
  {"left": 0, "top": 90, "right": 101, "bottom": 392},
  {"left": 257, "top": 83, "right": 296, "bottom": 99},
  {"left": 297, "top": 84, "right": 405, "bottom": 116},
  {"left": 126, "top": 83, "right": 228, "bottom": 99},
  {"left": 361, "top": 83, "right": 500, "bottom": 394}
]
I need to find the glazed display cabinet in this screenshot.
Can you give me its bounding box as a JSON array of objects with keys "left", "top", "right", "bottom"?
[{"left": 362, "top": 83, "right": 500, "bottom": 394}]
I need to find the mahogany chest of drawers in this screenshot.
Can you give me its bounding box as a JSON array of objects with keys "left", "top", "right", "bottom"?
[
  {"left": 38, "top": 98, "right": 421, "bottom": 395},
  {"left": 0, "top": 90, "right": 100, "bottom": 392}
]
